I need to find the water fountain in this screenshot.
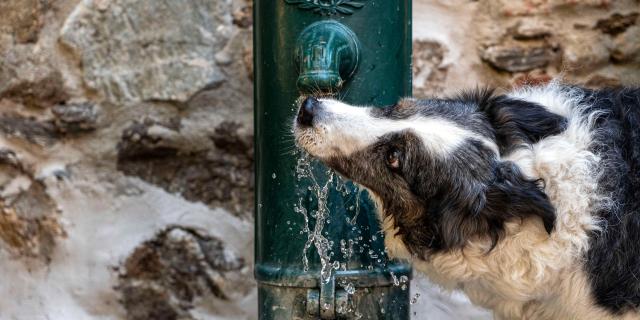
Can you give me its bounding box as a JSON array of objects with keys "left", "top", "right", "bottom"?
[{"left": 255, "top": 1, "right": 413, "bottom": 318}]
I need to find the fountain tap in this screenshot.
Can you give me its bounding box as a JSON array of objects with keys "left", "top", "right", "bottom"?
[{"left": 295, "top": 21, "right": 360, "bottom": 94}]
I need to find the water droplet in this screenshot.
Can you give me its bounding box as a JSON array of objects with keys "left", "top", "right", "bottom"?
[
  {"left": 345, "top": 282, "right": 356, "bottom": 295},
  {"left": 272, "top": 173, "right": 277, "bottom": 179},
  {"left": 391, "top": 271, "right": 400, "bottom": 286}
]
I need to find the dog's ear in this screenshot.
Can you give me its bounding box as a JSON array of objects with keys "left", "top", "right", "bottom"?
[
  {"left": 439, "top": 161, "right": 556, "bottom": 250},
  {"left": 478, "top": 94, "right": 568, "bottom": 153}
]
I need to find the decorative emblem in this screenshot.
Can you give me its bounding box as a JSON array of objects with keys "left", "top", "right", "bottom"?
[{"left": 285, "top": 0, "right": 366, "bottom": 16}]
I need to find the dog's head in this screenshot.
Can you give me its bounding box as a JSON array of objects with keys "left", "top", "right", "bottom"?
[{"left": 293, "top": 95, "right": 556, "bottom": 257}]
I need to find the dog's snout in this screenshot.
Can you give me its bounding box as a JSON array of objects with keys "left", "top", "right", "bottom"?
[{"left": 297, "top": 96, "right": 319, "bottom": 127}]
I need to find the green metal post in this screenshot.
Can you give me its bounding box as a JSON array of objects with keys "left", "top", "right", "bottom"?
[{"left": 255, "top": 1, "right": 412, "bottom": 319}]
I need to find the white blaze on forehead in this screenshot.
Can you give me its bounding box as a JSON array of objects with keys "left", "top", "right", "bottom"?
[{"left": 315, "top": 99, "right": 497, "bottom": 157}]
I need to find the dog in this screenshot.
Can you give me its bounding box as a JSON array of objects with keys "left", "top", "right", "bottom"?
[{"left": 293, "top": 82, "right": 640, "bottom": 319}]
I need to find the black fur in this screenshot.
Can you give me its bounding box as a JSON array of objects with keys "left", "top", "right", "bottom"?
[
  {"left": 327, "top": 129, "right": 555, "bottom": 258},
  {"left": 465, "top": 86, "right": 640, "bottom": 314},
  {"left": 477, "top": 93, "right": 568, "bottom": 153},
  {"left": 374, "top": 89, "right": 569, "bottom": 154},
  {"left": 364, "top": 90, "right": 562, "bottom": 255},
  {"left": 576, "top": 87, "right": 640, "bottom": 314},
  {"left": 371, "top": 95, "right": 496, "bottom": 141}
]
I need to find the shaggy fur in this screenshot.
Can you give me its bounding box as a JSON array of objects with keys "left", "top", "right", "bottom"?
[{"left": 293, "top": 83, "right": 640, "bottom": 319}]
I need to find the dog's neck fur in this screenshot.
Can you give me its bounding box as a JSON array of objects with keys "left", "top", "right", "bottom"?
[{"left": 376, "top": 84, "right": 621, "bottom": 320}]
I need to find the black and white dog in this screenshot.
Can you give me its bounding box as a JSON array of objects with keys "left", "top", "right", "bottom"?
[{"left": 293, "top": 82, "right": 640, "bottom": 319}]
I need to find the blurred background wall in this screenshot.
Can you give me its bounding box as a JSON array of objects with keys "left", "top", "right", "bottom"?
[{"left": 0, "top": 0, "right": 637, "bottom": 319}]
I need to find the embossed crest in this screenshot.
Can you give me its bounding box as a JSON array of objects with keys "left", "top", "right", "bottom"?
[{"left": 285, "top": 0, "right": 366, "bottom": 16}]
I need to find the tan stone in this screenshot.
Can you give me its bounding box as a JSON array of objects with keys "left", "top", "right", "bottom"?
[
  {"left": 481, "top": 43, "right": 557, "bottom": 72},
  {"left": 513, "top": 19, "right": 553, "bottom": 39},
  {"left": 562, "top": 33, "right": 611, "bottom": 74},
  {"left": 0, "top": 0, "right": 48, "bottom": 43},
  {"left": 413, "top": 40, "right": 448, "bottom": 97},
  {"left": 611, "top": 26, "right": 640, "bottom": 63},
  {"left": 60, "top": 0, "right": 234, "bottom": 103},
  {"left": 0, "top": 46, "right": 68, "bottom": 109}
]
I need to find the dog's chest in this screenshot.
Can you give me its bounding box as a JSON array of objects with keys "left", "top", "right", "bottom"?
[{"left": 408, "top": 220, "right": 610, "bottom": 319}]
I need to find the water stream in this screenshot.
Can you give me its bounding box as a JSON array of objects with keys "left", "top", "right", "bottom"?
[
  {"left": 293, "top": 149, "right": 414, "bottom": 315},
  {"left": 294, "top": 152, "right": 336, "bottom": 282}
]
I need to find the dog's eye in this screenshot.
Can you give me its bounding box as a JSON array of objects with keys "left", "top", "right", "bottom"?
[{"left": 386, "top": 148, "right": 402, "bottom": 170}]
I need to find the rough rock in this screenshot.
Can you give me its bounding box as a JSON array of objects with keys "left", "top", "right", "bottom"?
[
  {"left": 0, "top": 114, "right": 59, "bottom": 146},
  {"left": 0, "top": 152, "right": 64, "bottom": 262},
  {"left": 584, "top": 74, "right": 622, "bottom": 87},
  {"left": 512, "top": 70, "right": 553, "bottom": 87},
  {"left": 480, "top": 43, "right": 558, "bottom": 72},
  {"left": 232, "top": 1, "right": 253, "bottom": 28},
  {"left": 512, "top": 19, "right": 553, "bottom": 39},
  {"left": 0, "top": 149, "right": 21, "bottom": 169},
  {"left": 118, "top": 226, "right": 249, "bottom": 320},
  {"left": 0, "top": 205, "right": 64, "bottom": 262},
  {"left": 610, "top": 26, "right": 640, "bottom": 63},
  {"left": 0, "top": 0, "right": 49, "bottom": 43},
  {"left": 595, "top": 12, "right": 639, "bottom": 35},
  {"left": 115, "top": 117, "right": 182, "bottom": 159},
  {"left": 244, "top": 42, "right": 254, "bottom": 81},
  {"left": 52, "top": 102, "right": 100, "bottom": 133},
  {"left": 0, "top": 46, "right": 68, "bottom": 109},
  {"left": 60, "top": 0, "right": 234, "bottom": 103},
  {"left": 562, "top": 33, "right": 611, "bottom": 74},
  {"left": 117, "top": 119, "right": 254, "bottom": 218},
  {"left": 494, "top": 0, "right": 614, "bottom": 17},
  {"left": 412, "top": 40, "right": 448, "bottom": 97}
]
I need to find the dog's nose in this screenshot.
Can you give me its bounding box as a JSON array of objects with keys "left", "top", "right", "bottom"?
[{"left": 297, "top": 96, "right": 318, "bottom": 127}]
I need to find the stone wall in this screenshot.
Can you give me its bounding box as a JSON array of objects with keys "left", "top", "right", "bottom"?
[
  {"left": 0, "top": 0, "right": 637, "bottom": 319},
  {"left": 413, "top": 0, "right": 640, "bottom": 98}
]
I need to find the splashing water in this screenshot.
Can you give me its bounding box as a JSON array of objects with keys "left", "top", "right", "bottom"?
[
  {"left": 294, "top": 151, "right": 398, "bottom": 317},
  {"left": 348, "top": 188, "right": 363, "bottom": 225},
  {"left": 390, "top": 271, "right": 400, "bottom": 286},
  {"left": 294, "top": 153, "right": 336, "bottom": 283},
  {"left": 344, "top": 282, "right": 356, "bottom": 295}
]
